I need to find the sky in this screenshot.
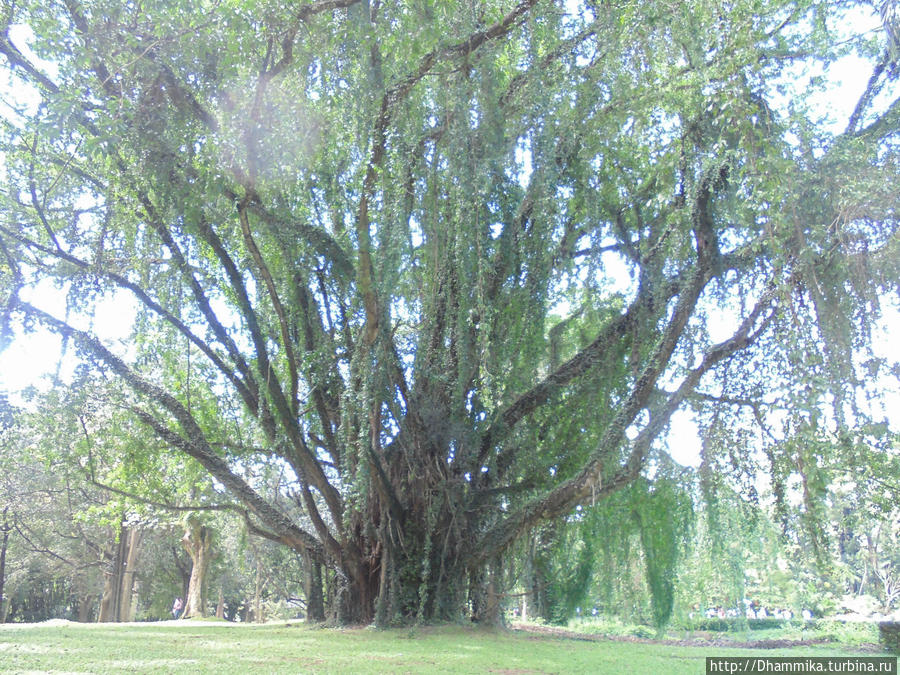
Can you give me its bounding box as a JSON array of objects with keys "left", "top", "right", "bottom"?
[{"left": 1, "top": 7, "right": 898, "bottom": 469}]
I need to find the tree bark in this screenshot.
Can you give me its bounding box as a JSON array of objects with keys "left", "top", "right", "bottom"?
[
  {"left": 77, "top": 594, "right": 94, "bottom": 623},
  {"left": 0, "top": 507, "right": 9, "bottom": 624},
  {"left": 120, "top": 528, "right": 142, "bottom": 622},
  {"left": 252, "top": 557, "right": 264, "bottom": 623},
  {"left": 98, "top": 525, "right": 125, "bottom": 622},
  {"left": 305, "top": 556, "right": 325, "bottom": 623},
  {"left": 97, "top": 524, "right": 142, "bottom": 622},
  {"left": 181, "top": 518, "right": 213, "bottom": 618},
  {"left": 469, "top": 558, "right": 504, "bottom": 626}
]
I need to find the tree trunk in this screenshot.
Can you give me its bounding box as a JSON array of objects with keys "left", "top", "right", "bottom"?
[
  {"left": 0, "top": 507, "right": 9, "bottom": 624},
  {"left": 305, "top": 556, "right": 325, "bottom": 623},
  {"left": 252, "top": 557, "right": 268, "bottom": 623},
  {"left": 77, "top": 594, "right": 94, "bottom": 623},
  {"left": 337, "top": 571, "right": 377, "bottom": 625},
  {"left": 97, "top": 524, "right": 142, "bottom": 622},
  {"left": 97, "top": 578, "right": 115, "bottom": 622},
  {"left": 98, "top": 533, "right": 122, "bottom": 622},
  {"left": 215, "top": 587, "right": 225, "bottom": 619},
  {"left": 119, "top": 528, "right": 142, "bottom": 622},
  {"left": 469, "top": 558, "right": 504, "bottom": 626},
  {"left": 181, "top": 519, "right": 213, "bottom": 619}
]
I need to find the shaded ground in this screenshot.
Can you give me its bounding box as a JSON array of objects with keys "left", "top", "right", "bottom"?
[{"left": 510, "top": 622, "right": 885, "bottom": 652}]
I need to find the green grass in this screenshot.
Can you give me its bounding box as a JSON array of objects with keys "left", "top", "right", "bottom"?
[{"left": 0, "top": 620, "right": 887, "bottom": 674}]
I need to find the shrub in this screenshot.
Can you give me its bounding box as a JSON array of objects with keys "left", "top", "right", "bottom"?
[
  {"left": 747, "top": 618, "right": 787, "bottom": 631},
  {"left": 685, "top": 618, "right": 788, "bottom": 632},
  {"left": 879, "top": 623, "right": 900, "bottom": 654},
  {"left": 627, "top": 625, "right": 657, "bottom": 639}
]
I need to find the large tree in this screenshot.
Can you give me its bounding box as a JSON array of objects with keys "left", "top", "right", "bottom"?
[{"left": 1, "top": 0, "right": 898, "bottom": 623}]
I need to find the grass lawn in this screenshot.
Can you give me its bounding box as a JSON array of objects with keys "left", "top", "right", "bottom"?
[{"left": 0, "top": 620, "right": 889, "bottom": 674}]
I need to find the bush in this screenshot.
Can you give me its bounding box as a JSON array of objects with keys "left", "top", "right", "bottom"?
[
  {"left": 685, "top": 618, "right": 787, "bottom": 632},
  {"left": 627, "top": 625, "right": 657, "bottom": 638},
  {"left": 690, "top": 618, "right": 732, "bottom": 632},
  {"left": 879, "top": 623, "right": 900, "bottom": 654},
  {"left": 747, "top": 618, "right": 787, "bottom": 630}
]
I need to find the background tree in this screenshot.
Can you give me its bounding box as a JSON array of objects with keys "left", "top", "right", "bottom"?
[
  {"left": 0, "top": 386, "right": 319, "bottom": 623},
  {"left": 0, "top": 396, "right": 117, "bottom": 623},
  {"left": 1, "top": 0, "right": 898, "bottom": 624}
]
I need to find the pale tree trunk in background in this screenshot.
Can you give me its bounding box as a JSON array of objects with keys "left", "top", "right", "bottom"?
[
  {"left": 120, "top": 528, "right": 142, "bottom": 621},
  {"left": 75, "top": 570, "right": 96, "bottom": 622},
  {"left": 77, "top": 594, "right": 94, "bottom": 623},
  {"left": 97, "top": 527, "right": 124, "bottom": 622},
  {"left": 0, "top": 507, "right": 9, "bottom": 624},
  {"left": 215, "top": 587, "right": 225, "bottom": 619},
  {"left": 98, "top": 524, "right": 143, "bottom": 622},
  {"left": 470, "top": 558, "right": 504, "bottom": 626},
  {"left": 253, "top": 558, "right": 263, "bottom": 623},
  {"left": 97, "top": 578, "right": 115, "bottom": 621},
  {"left": 181, "top": 519, "right": 213, "bottom": 618}
]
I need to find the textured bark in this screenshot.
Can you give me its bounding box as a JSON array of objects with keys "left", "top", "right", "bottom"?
[
  {"left": 77, "top": 594, "right": 94, "bottom": 623},
  {"left": 0, "top": 509, "right": 8, "bottom": 624},
  {"left": 120, "top": 528, "right": 142, "bottom": 622},
  {"left": 305, "top": 557, "right": 325, "bottom": 623},
  {"left": 98, "top": 524, "right": 142, "bottom": 622},
  {"left": 181, "top": 520, "right": 213, "bottom": 618},
  {"left": 469, "top": 558, "right": 504, "bottom": 626}
]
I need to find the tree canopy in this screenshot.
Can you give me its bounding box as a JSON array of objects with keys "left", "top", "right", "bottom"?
[{"left": 1, "top": 0, "right": 898, "bottom": 624}]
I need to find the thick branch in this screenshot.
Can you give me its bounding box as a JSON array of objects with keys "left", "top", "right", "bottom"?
[
  {"left": 0, "top": 30, "right": 60, "bottom": 93},
  {"left": 237, "top": 198, "right": 300, "bottom": 415},
  {"left": 845, "top": 50, "right": 889, "bottom": 135},
  {"left": 471, "top": 258, "right": 711, "bottom": 564},
  {"left": 475, "top": 305, "right": 636, "bottom": 469},
  {"left": 356, "top": 0, "right": 541, "bottom": 346},
  {"left": 193, "top": 212, "right": 343, "bottom": 523},
  {"left": 136, "top": 197, "right": 261, "bottom": 407},
  {"left": 624, "top": 287, "right": 779, "bottom": 475}
]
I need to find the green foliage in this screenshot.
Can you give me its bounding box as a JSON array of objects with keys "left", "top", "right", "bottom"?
[
  {"left": 0, "top": 404, "right": 113, "bottom": 622},
  {"left": 633, "top": 477, "right": 695, "bottom": 631},
  {"left": 529, "top": 521, "right": 595, "bottom": 625},
  {"left": 527, "top": 471, "right": 694, "bottom": 630},
  {"left": 880, "top": 623, "right": 900, "bottom": 655}
]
